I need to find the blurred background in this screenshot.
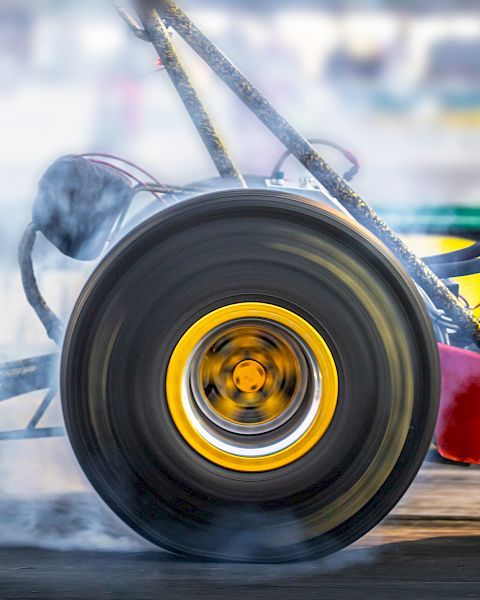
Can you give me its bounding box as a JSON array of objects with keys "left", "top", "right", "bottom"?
[{"left": 1, "top": 0, "right": 480, "bottom": 541}]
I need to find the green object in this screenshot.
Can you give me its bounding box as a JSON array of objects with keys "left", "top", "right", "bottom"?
[{"left": 378, "top": 205, "right": 480, "bottom": 235}]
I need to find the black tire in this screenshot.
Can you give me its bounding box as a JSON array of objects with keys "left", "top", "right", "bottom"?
[{"left": 61, "top": 190, "right": 440, "bottom": 562}]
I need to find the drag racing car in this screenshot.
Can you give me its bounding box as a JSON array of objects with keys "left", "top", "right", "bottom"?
[{"left": 1, "top": 0, "right": 480, "bottom": 562}]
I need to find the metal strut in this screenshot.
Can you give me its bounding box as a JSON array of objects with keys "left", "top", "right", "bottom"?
[
  {"left": 134, "top": 2, "right": 246, "bottom": 188},
  {"left": 0, "top": 356, "right": 65, "bottom": 440},
  {"left": 129, "top": 0, "right": 480, "bottom": 347},
  {"left": 19, "top": 224, "right": 64, "bottom": 345}
]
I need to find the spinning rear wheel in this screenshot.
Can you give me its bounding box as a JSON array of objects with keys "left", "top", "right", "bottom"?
[
  {"left": 166, "top": 302, "right": 338, "bottom": 472},
  {"left": 61, "top": 190, "right": 440, "bottom": 562}
]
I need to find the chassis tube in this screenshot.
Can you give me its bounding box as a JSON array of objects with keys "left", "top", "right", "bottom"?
[
  {"left": 145, "top": 0, "right": 480, "bottom": 346},
  {"left": 0, "top": 354, "right": 58, "bottom": 401},
  {"left": 136, "top": 3, "right": 245, "bottom": 187}
]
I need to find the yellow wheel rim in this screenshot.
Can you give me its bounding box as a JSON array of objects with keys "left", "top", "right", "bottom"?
[{"left": 166, "top": 302, "right": 338, "bottom": 472}]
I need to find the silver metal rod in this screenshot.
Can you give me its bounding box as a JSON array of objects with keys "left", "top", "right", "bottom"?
[
  {"left": 27, "top": 387, "right": 57, "bottom": 430},
  {"left": 135, "top": 2, "right": 246, "bottom": 187},
  {"left": 0, "top": 427, "right": 65, "bottom": 441}
]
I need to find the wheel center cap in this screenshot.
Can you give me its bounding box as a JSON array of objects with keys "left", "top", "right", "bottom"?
[{"left": 233, "top": 360, "right": 266, "bottom": 393}]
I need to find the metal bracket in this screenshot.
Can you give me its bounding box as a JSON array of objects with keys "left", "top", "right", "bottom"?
[
  {"left": 0, "top": 356, "right": 65, "bottom": 440},
  {"left": 0, "top": 386, "right": 65, "bottom": 441}
]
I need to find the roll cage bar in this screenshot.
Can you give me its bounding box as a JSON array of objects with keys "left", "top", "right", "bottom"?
[{"left": 1, "top": 0, "right": 479, "bottom": 441}]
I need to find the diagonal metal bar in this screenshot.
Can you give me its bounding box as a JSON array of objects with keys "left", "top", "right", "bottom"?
[
  {"left": 134, "top": 2, "right": 246, "bottom": 188},
  {"left": 27, "top": 386, "right": 57, "bottom": 430},
  {"left": 110, "top": 0, "right": 150, "bottom": 41},
  {"left": 144, "top": 0, "right": 480, "bottom": 346}
]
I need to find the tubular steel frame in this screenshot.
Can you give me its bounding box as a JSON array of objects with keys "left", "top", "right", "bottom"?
[
  {"left": 0, "top": 356, "right": 64, "bottom": 440},
  {"left": 130, "top": 0, "right": 480, "bottom": 347},
  {"left": 2, "top": 0, "right": 480, "bottom": 441}
]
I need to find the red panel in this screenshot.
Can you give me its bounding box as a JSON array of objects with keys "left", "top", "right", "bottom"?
[{"left": 436, "top": 344, "right": 480, "bottom": 464}]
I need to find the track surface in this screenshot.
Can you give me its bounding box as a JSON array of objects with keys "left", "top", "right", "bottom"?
[{"left": 0, "top": 462, "right": 479, "bottom": 599}]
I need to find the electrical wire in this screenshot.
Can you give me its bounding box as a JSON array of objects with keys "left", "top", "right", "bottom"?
[
  {"left": 457, "top": 294, "right": 480, "bottom": 312},
  {"left": 77, "top": 153, "right": 170, "bottom": 191},
  {"left": 88, "top": 159, "right": 148, "bottom": 188},
  {"left": 75, "top": 153, "right": 202, "bottom": 197},
  {"left": 458, "top": 294, "right": 471, "bottom": 308},
  {"left": 270, "top": 138, "right": 360, "bottom": 183},
  {"left": 63, "top": 152, "right": 180, "bottom": 204}
]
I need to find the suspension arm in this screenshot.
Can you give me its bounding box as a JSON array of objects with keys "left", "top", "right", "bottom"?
[
  {"left": 0, "top": 354, "right": 58, "bottom": 402},
  {"left": 135, "top": 2, "right": 245, "bottom": 188}
]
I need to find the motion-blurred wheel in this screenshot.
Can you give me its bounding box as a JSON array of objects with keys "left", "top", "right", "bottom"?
[{"left": 61, "top": 190, "right": 440, "bottom": 561}]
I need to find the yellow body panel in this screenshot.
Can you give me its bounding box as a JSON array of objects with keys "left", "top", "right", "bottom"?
[{"left": 402, "top": 234, "right": 480, "bottom": 318}]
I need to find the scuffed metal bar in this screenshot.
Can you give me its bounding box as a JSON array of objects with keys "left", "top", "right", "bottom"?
[
  {"left": 0, "top": 354, "right": 58, "bottom": 402},
  {"left": 0, "top": 427, "right": 65, "bottom": 441},
  {"left": 148, "top": 0, "right": 480, "bottom": 346},
  {"left": 19, "top": 224, "right": 64, "bottom": 345},
  {"left": 110, "top": 1, "right": 150, "bottom": 41},
  {"left": 27, "top": 386, "right": 57, "bottom": 430},
  {"left": 135, "top": 2, "right": 246, "bottom": 187},
  {"left": 0, "top": 365, "right": 64, "bottom": 440}
]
